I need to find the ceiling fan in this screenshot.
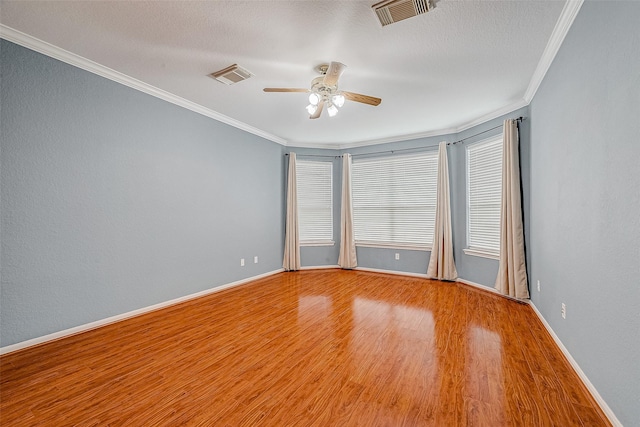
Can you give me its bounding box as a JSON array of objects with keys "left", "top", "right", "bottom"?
[{"left": 263, "top": 62, "right": 382, "bottom": 119}]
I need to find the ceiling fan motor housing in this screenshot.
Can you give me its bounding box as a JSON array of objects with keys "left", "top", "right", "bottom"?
[
  {"left": 314, "top": 64, "right": 330, "bottom": 75},
  {"left": 310, "top": 76, "right": 339, "bottom": 101}
]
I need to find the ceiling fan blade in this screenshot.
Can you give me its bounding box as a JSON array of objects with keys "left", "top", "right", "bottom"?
[
  {"left": 310, "top": 101, "right": 324, "bottom": 119},
  {"left": 323, "top": 62, "right": 346, "bottom": 87},
  {"left": 263, "top": 88, "right": 309, "bottom": 93},
  {"left": 342, "top": 91, "right": 382, "bottom": 106}
]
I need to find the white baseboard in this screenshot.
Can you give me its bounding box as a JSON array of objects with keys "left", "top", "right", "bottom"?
[
  {"left": 528, "top": 302, "right": 621, "bottom": 427},
  {"left": 456, "top": 278, "right": 526, "bottom": 303},
  {"left": 457, "top": 278, "right": 619, "bottom": 424},
  {"left": 299, "top": 265, "right": 340, "bottom": 270},
  {"left": 1, "top": 268, "right": 621, "bottom": 426},
  {"left": 454, "top": 278, "right": 619, "bottom": 425},
  {"left": 355, "top": 266, "right": 431, "bottom": 279},
  {"left": 0, "top": 269, "right": 284, "bottom": 356}
]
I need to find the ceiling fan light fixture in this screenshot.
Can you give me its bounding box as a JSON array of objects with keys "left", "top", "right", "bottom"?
[
  {"left": 309, "top": 92, "right": 321, "bottom": 105},
  {"left": 332, "top": 93, "right": 345, "bottom": 108},
  {"left": 264, "top": 61, "right": 381, "bottom": 119}
]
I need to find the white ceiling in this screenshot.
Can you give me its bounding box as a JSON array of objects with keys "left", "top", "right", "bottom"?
[{"left": 0, "top": 0, "right": 569, "bottom": 148}]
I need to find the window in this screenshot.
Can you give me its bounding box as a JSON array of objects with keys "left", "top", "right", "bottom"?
[
  {"left": 465, "top": 136, "right": 503, "bottom": 258},
  {"left": 351, "top": 151, "right": 438, "bottom": 249},
  {"left": 296, "top": 160, "right": 333, "bottom": 245}
]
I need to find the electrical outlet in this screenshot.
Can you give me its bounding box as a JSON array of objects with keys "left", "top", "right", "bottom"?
[
  {"left": 537, "top": 280, "right": 540, "bottom": 292},
  {"left": 561, "top": 303, "right": 566, "bottom": 319},
  {"left": 254, "top": 256, "right": 258, "bottom": 264},
  {"left": 240, "top": 258, "right": 245, "bottom": 267},
  {"left": 395, "top": 253, "right": 400, "bottom": 260}
]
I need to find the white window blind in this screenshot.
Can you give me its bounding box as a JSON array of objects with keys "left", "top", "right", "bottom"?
[
  {"left": 351, "top": 151, "right": 438, "bottom": 249},
  {"left": 296, "top": 160, "right": 333, "bottom": 245},
  {"left": 466, "top": 137, "right": 503, "bottom": 256}
]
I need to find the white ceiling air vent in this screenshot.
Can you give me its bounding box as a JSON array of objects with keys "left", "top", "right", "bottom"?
[
  {"left": 209, "top": 64, "right": 253, "bottom": 85},
  {"left": 372, "top": 0, "right": 433, "bottom": 27}
]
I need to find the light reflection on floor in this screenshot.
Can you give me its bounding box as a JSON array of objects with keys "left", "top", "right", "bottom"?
[{"left": 293, "top": 277, "right": 511, "bottom": 423}]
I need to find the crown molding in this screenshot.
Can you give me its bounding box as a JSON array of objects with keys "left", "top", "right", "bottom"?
[
  {"left": 0, "top": 25, "right": 288, "bottom": 146},
  {"left": 288, "top": 98, "right": 528, "bottom": 150},
  {"left": 287, "top": 140, "right": 350, "bottom": 150},
  {"left": 336, "top": 126, "right": 459, "bottom": 150},
  {"left": 524, "top": 0, "right": 584, "bottom": 102},
  {"left": 449, "top": 99, "right": 529, "bottom": 136},
  {"left": 2, "top": 0, "right": 583, "bottom": 151}
]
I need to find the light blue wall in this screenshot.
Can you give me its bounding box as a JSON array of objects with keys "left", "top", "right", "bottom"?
[
  {"left": 344, "top": 136, "right": 443, "bottom": 273},
  {"left": 291, "top": 136, "right": 444, "bottom": 272},
  {"left": 289, "top": 107, "right": 530, "bottom": 289},
  {"left": 451, "top": 106, "right": 530, "bottom": 286},
  {"left": 0, "top": 41, "right": 285, "bottom": 347},
  {"left": 284, "top": 147, "right": 342, "bottom": 267},
  {"left": 4, "top": 3, "right": 637, "bottom": 420},
  {"left": 355, "top": 246, "right": 429, "bottom": 274},
  {"left": 529, "top": 2, "right": 640, "bottom": 424}
]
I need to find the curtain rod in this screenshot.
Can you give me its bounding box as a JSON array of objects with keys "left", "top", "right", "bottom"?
[
  {"left": 284, "top": 116, "right": 524, "bottom": 158},
  {"left": 284, "top": 153, "right": 340, "bottom": 158},
  {"left": 450, "top": 116, "right": 524, "bottom": 145}
]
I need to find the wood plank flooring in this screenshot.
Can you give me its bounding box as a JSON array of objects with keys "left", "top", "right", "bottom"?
[{"left": 0, "top": 270, "right": 610, "bottom": 426}]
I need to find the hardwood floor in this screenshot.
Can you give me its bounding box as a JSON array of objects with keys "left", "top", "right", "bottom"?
[{"left": 1, "top": 270, "right": 610, "bottom": 426}]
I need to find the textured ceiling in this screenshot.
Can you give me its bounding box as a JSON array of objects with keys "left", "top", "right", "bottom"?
[{"left": 0, "top": 1, "right": 567, "bottom": 147}]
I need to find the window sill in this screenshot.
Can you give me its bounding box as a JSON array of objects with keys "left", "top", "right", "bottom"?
[
  {"left": 463, "top": 248, "right": 499, "bottom": 260},
  {"left": 356, "top": 243, "right": 431, "bottom": 252},
  {"left": 301, "top": 241, "right": 335, "bottom": 247}
]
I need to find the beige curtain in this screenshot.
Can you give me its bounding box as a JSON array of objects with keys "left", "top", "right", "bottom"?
[
  {"left": 495, "top": 120, "right": 529, "bottom": 298},
  {"left": 427, "top": 142, "right": 457, "bottom": 280},
  {"left": 283, "top": 153, "right": 300, "bottom": 271},
  {"left": 338, "top": 154, "right": 357, "bottom": 269}
]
